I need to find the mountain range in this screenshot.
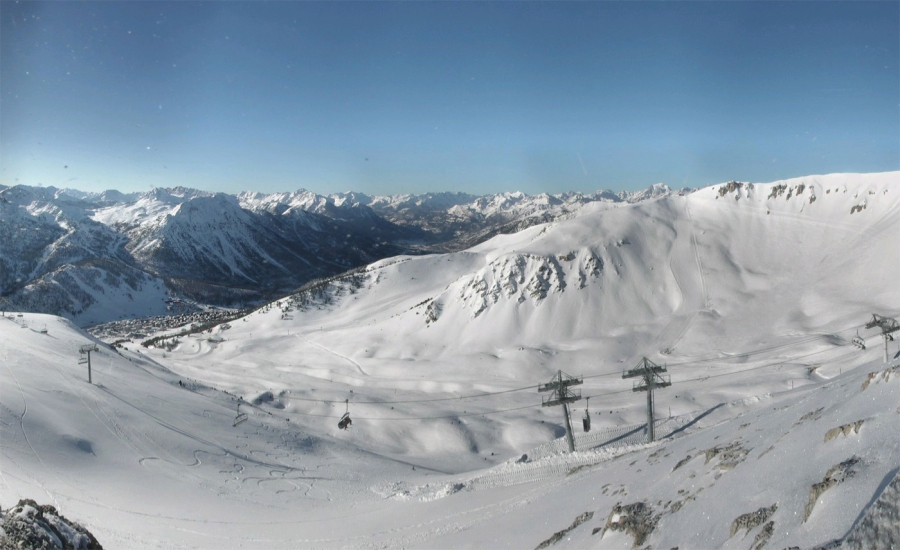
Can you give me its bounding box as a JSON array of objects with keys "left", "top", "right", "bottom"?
[{"left": 0, "top": 182, "right": 684, "bottom": 326}]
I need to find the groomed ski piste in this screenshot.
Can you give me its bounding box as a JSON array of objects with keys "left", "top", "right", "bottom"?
[{"left": 2, "top": 173, "right": 898, "bottom": 549}]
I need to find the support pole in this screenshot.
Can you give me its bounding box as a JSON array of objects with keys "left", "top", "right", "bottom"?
[
  {"left": 623, "top": 357, "right": 671, "bottom": 444},
  {"left": 79, "top": 344, "right": 99, "bottom": 384},
  {"left": 562, "top": 402, "right": 575, "bottom": 452},
  {"left": 646, "top": 379, "right": 655, "bottom": 442},
  {"left": 538, "top": 370, "right": 582, "bottom": 454},
  {"left": 865, "top": 314, "right": 899, "bottom": 365}
]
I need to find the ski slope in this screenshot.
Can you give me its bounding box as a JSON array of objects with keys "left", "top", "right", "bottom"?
[
  {"left": 2, "top": 172, "right": 898, "bottom": 548},
  {"left": 2, "top": 312, "right": 897, "bottom": 549}
]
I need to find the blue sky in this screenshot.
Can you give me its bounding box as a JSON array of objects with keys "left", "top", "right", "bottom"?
[{"left": 1, "top": 1, "right": 897, "bottom": 196}]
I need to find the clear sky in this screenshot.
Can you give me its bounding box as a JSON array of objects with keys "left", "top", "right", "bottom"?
[{"left": 1, "top": 1, "right": 897, "bottom": 196}]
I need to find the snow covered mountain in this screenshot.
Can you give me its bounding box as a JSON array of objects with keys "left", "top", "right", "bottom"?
[
  {"left": 236, "top": 188, "right": 418, "bottom": 244},
  {"left": 235, "top": 184, "right": 688, "bottom": 252},
  {"left": 1, "top": 186, "right": 414, "bottom": 323},
  {"left": 360, "top": 185, "right": 686, "bottom": 251},
  {"left": 1, "top": 171, "right": 898, "bottom": 549},
  {"left": 237, "top": 172, "right": 897, "bottom": 375},
  {"left": 0, "top": 185, "right": 171, "bottom": 326},
  {"left": 1, "top": 182, "right": 683, "bottom": 325}
]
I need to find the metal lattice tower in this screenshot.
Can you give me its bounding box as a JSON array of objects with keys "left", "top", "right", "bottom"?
[
  {"left": 539, "top": 370, "right": 582, "bottom": 453},
  {"left": 623, "top": 357, "right": 671, "bottom": 443},
  {"left": 865, "top": 314, "right": 899, "bottom": 364},
  {"left": 79, "top": 344, "right": 99, "bottom": 383}
]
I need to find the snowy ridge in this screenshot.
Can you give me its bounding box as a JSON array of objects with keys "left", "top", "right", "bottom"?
[{"left": 293, "top": 172, "right": 898, "bottom": 360}]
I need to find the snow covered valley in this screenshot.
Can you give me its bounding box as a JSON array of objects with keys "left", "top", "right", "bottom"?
[{"left": 2, "top": 173, "right": 898, "bottom": 549}]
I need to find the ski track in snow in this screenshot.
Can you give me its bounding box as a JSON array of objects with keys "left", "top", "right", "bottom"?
[
  {"left": 301, "top": 334, "right": 370, "bottom": 377},
  {"left": 1, "top": 337, "right": 61, "bottom": 511},
  {"left": 683, "top": 196, "right": 711, "bottom": 310}
]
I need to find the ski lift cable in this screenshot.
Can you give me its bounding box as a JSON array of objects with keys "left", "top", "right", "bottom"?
[
  {"left": 64, "top": 322, "right": 870, "bottom": 431},
  {"left": 276, "top": 323, "right": 864, "bottom": 405},
  {"left": 662, "top": 325, "right": 865, "bottom": 367},
  {"left": 662, "top": 347, "right": 860, "bottom": 389},
  {"left": 270, "top": 386, "right": 641, "bottom": 421},
  {"left": 580, "top": 326, "right": 862, "bottom": 379},
  {"left": 280, "top": 383, "right": 541, "bottom": 404},
  {"left": 583, "top": 346, "right": 860, "bottom": 400},
  {"left": 248, "top": 401, "right": 541, "bottom": 421},
  {"left": 270, "top": 346, "right": 858, "bottom": 421}
]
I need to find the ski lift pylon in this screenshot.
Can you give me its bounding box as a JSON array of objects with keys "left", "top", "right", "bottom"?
[
  {"left": 338, "top": 398, "right": 352, "bottom": 430},
  {"left": 582, "top": 397, "right": 591, "bottom": 432},
  {"left": 233, "top": 403, "right": 248, "bottom": 427}
]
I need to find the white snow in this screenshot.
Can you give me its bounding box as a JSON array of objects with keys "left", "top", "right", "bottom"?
[{"left": 2, "top": 172, "right": 898, "bottom": 549}]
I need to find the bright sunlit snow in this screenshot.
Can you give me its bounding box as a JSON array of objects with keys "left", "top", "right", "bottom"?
[{"left": 2, "top": 173, "right": 898, "bottom": 549}]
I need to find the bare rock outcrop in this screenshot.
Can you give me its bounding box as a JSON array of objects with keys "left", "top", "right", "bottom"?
[
  {"left": 0, "top": 499, "right": 102, "bottom": 549},
  {"left": 597, "top": 501, "right": 658, "bottom": 547},
  {"left": 824, "top": 420, "right": 864, "bottom": 442},
  {"left": 535, "top": 511, "right": 593, "bottom": 550},
  {"left": 805, "top": 457, "right": 860, "bottom": 522},
  {"left": 730, "top": 503, "right": 777, "bottom": 537}
]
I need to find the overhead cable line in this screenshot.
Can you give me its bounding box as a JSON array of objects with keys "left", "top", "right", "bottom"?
[
  {"left": 271, "top": 344, "right": 858, "bottom": 421},
  {"left": 663, "top": 325, "right": 864, "bottom": 367},
  {"left": 277, "top": 324, "right": 863, "bottom": 405},
  {"left": 584, "top": 347, "right": 860, "bottom": 400},
  {"left": 280, "top": 383, "right": 539, "bottom": 404}
]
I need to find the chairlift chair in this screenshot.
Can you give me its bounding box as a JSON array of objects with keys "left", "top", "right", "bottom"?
[
  {"left": 338, "top": 399, "right": 352, "bottom": 430},
  {"left": 852, "top": 331, "right": 866, "bottom": 350},
  {"left": 233, "top": 403, "right": 248, "bottom": 427},
  {"left": 582, "top": 397, "right": 591, "bottom": 432}
]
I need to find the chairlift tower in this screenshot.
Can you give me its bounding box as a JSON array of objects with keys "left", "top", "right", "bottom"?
[
  {"left": 79, "top": 344, "right": 99, "bottom": 384},
  {"left": 623, "top": 357, "right": 671, "bottom": 443},
  {"left": 865, "top": 314, "right": 900, "bottom": 364},
  {"left": 539, "top": 370, "right": 582, "bottom": 453}
]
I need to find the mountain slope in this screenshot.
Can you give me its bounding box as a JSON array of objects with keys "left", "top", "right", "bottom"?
[
  {"left": 0, "top": 186, "right": 134, "bottom": 293},
  {"left": 233, "top": 172, "right": 897, "bottom": 375},
  {"left": 2, "top": 181, "right": 686, "bottom": 325},
  {"left": 2, "top": 323, "right": 897, "bottom": 548},
  {"left": 132, "top": 172, "right": 898, "bottom": 474}
]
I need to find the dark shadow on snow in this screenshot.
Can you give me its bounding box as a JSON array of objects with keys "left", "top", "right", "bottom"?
[{"left": 665, "top": 403, "right": 726, "bottom": 439}]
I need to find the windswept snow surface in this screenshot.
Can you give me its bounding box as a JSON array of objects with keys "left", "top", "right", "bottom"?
[{"left": 2, "top": 173, "right": 899, "bottom": 548}]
